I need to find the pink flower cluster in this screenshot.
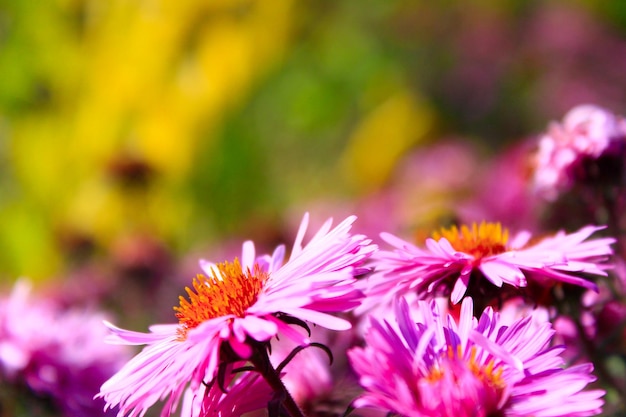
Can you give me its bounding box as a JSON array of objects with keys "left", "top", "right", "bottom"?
[
  {"left": 533, "top": 104, "right": 626, "bottom": 200},
  {"left": 96, "top": 208, "right": 614, "bottom": 417},
  {"left": 0, "top": 280, "right": 131, "bottom": 417},
  {"left": 85, "top": 98, "right": 626, "bottom": 417}
]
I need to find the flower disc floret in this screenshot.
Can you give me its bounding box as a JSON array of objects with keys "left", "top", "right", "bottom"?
[
  {"left": 432, "top": 222, "right": 508, "bottom": 260},
  {"left": 175, "top": 259, "right": 268, "bottom": 338}
]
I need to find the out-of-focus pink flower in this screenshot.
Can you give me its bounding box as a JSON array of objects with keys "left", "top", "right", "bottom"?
[
  {"left": 98, "top": 213, "right": 375, "bottom": 417},
  {"left": 349, "top": 296, "right": 605, "bottom": 417},
  {"left": 554, "top": 281, "right": 626, "bottom": 362},
  {"left": 533, "top": 104, "right": 626, "bottom": 200},
  {"left": 496, "top": 296, "right": 552, "bottom": 328},
  {"left": 360, "top": 222, "right": 614, "bottom": 309},
  {"left": 0, "top": 280, "right": 131, "bottom": 417},
  {"left": 594, "top": 300, "right": 626, "bottom": 353}
]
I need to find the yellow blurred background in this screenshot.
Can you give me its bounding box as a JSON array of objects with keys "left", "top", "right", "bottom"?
[{"left": 0, "top": 0, "right": 624, "bottom": 282}]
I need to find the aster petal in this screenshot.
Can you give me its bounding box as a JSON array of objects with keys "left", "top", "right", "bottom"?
[
  {"left": 450, "top": 274, "right": 470, "bottom": 304},
  {"left": 228, "top": 334, "right": 253, "bottom": 358},
  {"left": 104, "top": 321, "right": 177, "bottom": 345},
  {"left": 469, "top": 329, "right": 524, "bottom": 372},
  {"left": 429, "top": 237, "right": 457, "bottom": 258},
  {"left": 526, "top": 268, "right": 598, "bottom": 291},
  {"left": 509, "top": 230, "right": 532, "bottom": 249},
  {"left": 198, "top": 259, "right": 217, "bottom": 278},
  {"left": 265, "top": 315, "right": 311, "bottom": 345},
  {"left": 269, "top": 244, "right": 286, "bottom": 272},
  {"left": 479, "top": 259, "right": 526, "bottom": 287},
  {"left": 380, "top": 231, "right": 420, "bottom": 251},
  {"left": 291, "top": 212, "right": 310, "bottom": 258},
  {"left": 241, "top": 240, "right": 256, "bottom": 271},
  {"left": 235, "top": 315, "right": 278, "bottom": 341},
  {"left": 457, "top": 297, "right": 474, "bottom": 351},
  {"left": 279, "top": 307, "right": 352, "bottom": 330},
  {"left": 395, "top": 297, "right": 419, "bottom": 351}
]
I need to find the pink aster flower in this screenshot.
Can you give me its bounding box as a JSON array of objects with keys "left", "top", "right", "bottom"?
[
  {"left": 348, "top": 296, "right": 605, "bottom": 417},
  {"left": 533, "top": 104, "right": 626, "bottom": 200},
  {"left": 360, "top": 222, "right": 614, "bottom": 309},
  {"left": 99, "top": 213, "right": 375, "bottom": 417},
  {"left": 0, "top": 280, "right": 131, "bottom": 417}
]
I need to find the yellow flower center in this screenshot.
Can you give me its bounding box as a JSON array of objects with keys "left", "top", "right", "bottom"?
[
  {"left": 465, "top": 346, "right": 505, "bottom": 390},
  {"left": 431, "top": 222, "right": 509, "bottom": 259},
  {"left": 426, "top": 346, "right": 505, "bottom": 390},
  {"left": 174, "top": 259, "right": 268, "bottom": 339}
]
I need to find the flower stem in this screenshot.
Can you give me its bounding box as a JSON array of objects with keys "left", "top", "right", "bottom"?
[{"left": 249, "top": 342, "right": 306, "bottom": 417}]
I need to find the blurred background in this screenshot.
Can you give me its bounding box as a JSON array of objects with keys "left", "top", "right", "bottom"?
[{"left": 0, "top": 0, "right": 625, "bottom": 303}]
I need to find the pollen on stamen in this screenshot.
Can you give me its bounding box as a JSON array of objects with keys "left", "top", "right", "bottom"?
[
  {"left": 174, "top": 258, "right": 268, "bottom": 339},
  {"left": 432, "top": 221, "right": 509, "bottom": 259}
]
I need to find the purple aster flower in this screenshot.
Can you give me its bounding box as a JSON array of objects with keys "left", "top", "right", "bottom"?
[
  {"left": 348, "top": 296, "right": 605, "bottom": 417},
  {"left": 360, "top": 222, "right": 614, "bottom": 309},
  {"left": 99, "top": 213, "right": 375, "bottom": 417},
  {"left": 0, "top": 280, "right": 131, "bottom": 417}
]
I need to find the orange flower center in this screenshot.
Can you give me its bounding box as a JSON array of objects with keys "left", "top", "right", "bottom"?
[
  {"left": 174, "top": 259, "right": 268, "bottom": 339},
  {"left": 431, "top": 222, "right": 509, "bottom": 259}
]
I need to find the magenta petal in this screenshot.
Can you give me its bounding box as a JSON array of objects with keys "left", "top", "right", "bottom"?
[{"left": 451, "top": 275, "right": 470, "bottom": 304}]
